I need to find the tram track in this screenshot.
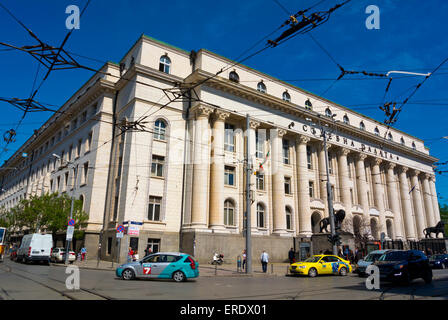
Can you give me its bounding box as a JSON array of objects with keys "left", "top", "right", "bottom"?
[{"left": 0, "top": 262, "right": 114, "bottom": 300}]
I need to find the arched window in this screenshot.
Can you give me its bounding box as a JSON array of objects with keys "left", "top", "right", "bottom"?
[
  {"left": 343, "top": 115, "right": 350, "bottom": 125},
  {"left": 285, "top": 206, "right": 292, "bottom": 230},
  {"left": 229, "top": 71, "right": 239, "bottom": 83},
  {"left": 257, "top": 203, "right": 265, "bottom": 228},
  {"left": 400, "top": 137, "right": 405, "bottom": 145},
  {"left": 325, "top": 107, "right": 332, "bottom": 117},
  {"left": 282, "top": 91, "right": 291, "bottom": 102},
  {"left": 412, "top": 142, "right": 416, "bottom": 150},
  {"left": 305, "top": 99, "right": 313, "bottom": 110},
  {"left": 359, "top": 121, "right": 366, "bottom": 131},
  {"left": 79, "top": 195, "right": 84, "bottom": 211},
  {"left": 388, "top": 132, "right": 393, "bottom": 141},
  {"left": 159, "top": 55, "right": 171, "bottom": 74},
  {"left": 154, "top": 119, "right": 167, "bottom": 141},
  {"left": 224, "top": 199, "right": 235, "bottom": 226},
  {"left": 257, "top": 81, "right": 266, "bottom": 93},
  {"left": 374, "top": 127, "right": 380, "bottom": 136}
]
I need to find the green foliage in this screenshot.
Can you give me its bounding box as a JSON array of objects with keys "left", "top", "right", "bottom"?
[
  {"left": 0, "top": 193, "right": 88, "bottom": 238},
  {"left": 440, "top": 203, "right": 448, "bottom": 235}
]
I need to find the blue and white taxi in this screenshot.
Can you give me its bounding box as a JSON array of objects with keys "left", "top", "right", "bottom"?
[{"left": 116, "top": 252, "right": 199, "bottom": 282}]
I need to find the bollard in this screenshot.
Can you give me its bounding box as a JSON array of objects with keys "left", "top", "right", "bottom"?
[
  {"left": 271, "top": 263, "right": 274, "bottom": 274},
  {"left": 237, "top": 255, "right": 242, "bottom": 273}
]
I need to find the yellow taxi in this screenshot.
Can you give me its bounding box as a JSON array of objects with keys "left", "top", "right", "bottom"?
[{"left": 289, "top": 255, "right": 352, "bottom": 277}]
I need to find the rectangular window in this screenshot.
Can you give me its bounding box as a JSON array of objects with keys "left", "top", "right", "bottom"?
[
  {"left": 306, "top": 146, "right": 313, "bottom": 169},
  {"left": 68, "top": 145, "right": 73, "bottom": 162},
  {"left": 77, "top": 139, "right": 82, "bottom": 157},
  {"left": 65, "top": 172, "right": 69, "bottom": 189},
  {"left": 86, "top": 132, "right": 93, "bottom": 152},
  {"left": 282, "top": 139, "right": 289, "bottom": 164},
  {"left": 224, "top": 166, "right": 235, "bottom": 186},
  {"left": 151, "top": 155, "right": 165, "bottom": 177},
  {"left": 57, "top": 176, "right": 61, "bottom": 191},
  {"left": 256, "top": 172, "right": 264, "bottom": 190},
  {"left": 64, "top": 124, "right": 70, "bottom": 137},
  {"left": 286, "top": 210, "right": 292, "bottom": 230},
  {"left": 107, "top": 237, "right": 112, "bottom": 255},
  {"left": 309, "top": 181, "right": 314, "bottom": 198},
  {"left": 50, "top": 179, "right": 54, "bottom": 192},
  {"left": 256, "top": 131, "right": 265, "bottom": 159},
  {"left": 82, "top": 162, "right": 89, "bottom": 184},
  {"left": 284, "top": 177, "right": 291, "bottom": 195},
  {"left": 224, "top": 123, "right": 235, "bottom": 152},
  {"left": 350, "top": 188, "right": 354, "bottom": 205},
  {"left": 147, "top": 239, "right": 160, "bottom": 253},
  {"left": 81, "top": 111, "right": 87, "bottom": 123},
  {"left": 331, "top": 185, "right": 335, "bottom": 199},
  {"left": 148, "top": 196, "right": 162, "bottom": 221}
]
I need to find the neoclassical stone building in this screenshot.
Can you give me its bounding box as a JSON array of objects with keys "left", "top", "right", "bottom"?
[{"left": 0, "top": 35, "right": 441, "bottom": 262}]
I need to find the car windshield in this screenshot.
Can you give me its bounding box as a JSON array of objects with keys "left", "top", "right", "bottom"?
[
  {"left": 378, "top": 251, "right": 408, "bottom": 261},
  {"left": 364, "top": 253, "right": 382, "bottom": 262},
  {"left": 304, "top": 256, "right": 321, "bottom": 263},
  {"left": 430, "top": 255, "right": 445, "bottom": 260}
]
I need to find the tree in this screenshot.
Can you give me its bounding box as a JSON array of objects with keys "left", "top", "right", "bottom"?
[
  {"left": 1, "top": 193, "right": 88, "bottom": 243},
  {"left": 440, "top": 203, "right": 448, "bottom": 236}
]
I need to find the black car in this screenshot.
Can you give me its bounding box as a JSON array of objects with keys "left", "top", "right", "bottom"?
[
  {"left": 429, "top": 254, "right": 448, "bottom": 269},
  {"left": 374, "top": 250, "right": 432, "bottom": 284}
]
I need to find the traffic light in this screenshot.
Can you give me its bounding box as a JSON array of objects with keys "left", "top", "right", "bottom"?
[{"left": 327, "top": 233, "right": 342, "bottom": 246}]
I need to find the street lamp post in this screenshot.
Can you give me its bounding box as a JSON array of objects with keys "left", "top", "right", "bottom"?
[
  {"left": 307, "top": 116, "right": 338, "bottom": 255},
  {"left": 53, "top": 154, "right": 78, "bottom": 265}
]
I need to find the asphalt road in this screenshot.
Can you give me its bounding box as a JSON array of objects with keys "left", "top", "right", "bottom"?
[{"left": 1, "top": 259, "right": 447, "bottom": 300}]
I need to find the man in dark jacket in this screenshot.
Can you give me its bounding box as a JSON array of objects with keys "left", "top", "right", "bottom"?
[{"left": 288, "top": 248, "right": 295, "bottom": 264}]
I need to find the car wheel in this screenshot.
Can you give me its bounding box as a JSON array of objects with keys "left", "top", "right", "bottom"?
[
  {"left": 339, "top": 267, "right": 347, "bottom": 276},
  {"left": 122, "top": 268, "right": 135, "bottom": 280},
  {"left": 308, "top": 268, "right": 317, "bottom": 278},
  {"left": 423, "top": 269, "right": 432, "bottom": 284},
  {"left": 173, "top": 271, "right": 186, "bottom": 282}
]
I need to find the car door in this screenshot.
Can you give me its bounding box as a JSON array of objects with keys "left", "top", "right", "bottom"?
[
  {"left": 319, "top": 256, "right": 333, "bottom": 274},
  {"left": 150, "top": 254, "right": 174, "bottom": 278},
  {"left": 140, "top": 254, "right": 159, "bottom": 278},
  {"left": 407, "top": 251, "right": 420, "bottom": 279}
]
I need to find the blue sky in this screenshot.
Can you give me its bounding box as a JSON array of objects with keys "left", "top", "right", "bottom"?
[{"left": 0, "top": 0, "right": 447, "bottom": 205}]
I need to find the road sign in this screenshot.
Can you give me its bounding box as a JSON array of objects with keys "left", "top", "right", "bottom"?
[
  {"left": 127, "top": 225, "right": 140, "bottom": 236},
  {"left": 66, "top": 226, "right": 75, "bottom": 241},
  {"left": 68, "top": 219, "right": 75, "bottom": 226},
  {"left": 117, "top": 225, "right": 124, "bottom": 233},
  {"left": 116, "top": 232, "right": 124, "bottom": 239}
]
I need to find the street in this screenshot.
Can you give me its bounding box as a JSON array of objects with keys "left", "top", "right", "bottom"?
[{"left": 1, "top": 259, "right": 448, "bottom": 300}]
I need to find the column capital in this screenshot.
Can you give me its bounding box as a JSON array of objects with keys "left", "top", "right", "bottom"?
[
  {"left": 337, "top": 147, "right": 351, "bottom": 157},
  {"left": 295, "top": 135, "right": 310, "bottom": 145},
  {"left": 355, "top": 153, "right": 368, "bottom": 161},
  {"left": 249, "top": 120, "right": 260, "bottom": 129},
  {"left": 371, "top": 158, "right": 382, "bottom": 166},
  {"left": 384, "top": 162, "right": 396, "bottom": 171},
  {"left": 193, "top": 105, "right": 214, "bottom": 118},
  {"left": 419, "top": 172, "right": 432, "bottom": 180},
  {"left": 214, "top": 109, "right": 230, "bottom": 122},
  {"left": 410, "top": 169, "right": 421, "bottom": 177},
  {"left": 277, "top": 128, "right": 287, "bottom": 137},
  {"left": 397, "top": 166, "right": 409, "bottom": 174}
]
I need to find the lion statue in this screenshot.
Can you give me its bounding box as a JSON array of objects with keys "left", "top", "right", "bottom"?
[
  {"left": 423, "top": 221, "right": 446, "bottom": 239},
  {"left": 319, "top": 209, "right": 346, "bottom": 233}
]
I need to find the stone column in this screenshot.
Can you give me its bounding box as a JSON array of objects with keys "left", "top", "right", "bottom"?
[
  {"left": 355, "top": 153, "right": 370, "bottom": 224},
  {"left": 421, "top": 173, "right": 436, "bottom": 228},
  {"left": 317, "top": 142, "right": 331, "bottom": 217},
  {"left": 209, "top": 110, "right": 230, "bottom": 230},
  {"left": 410, "top": 170, "right": 426, "bottom": 239},
  {"left": 385, "top": 163, "right": 404, "bottom": 240},
  {"left": 271, "top": 128, "right": 287, "bottom": 234},
  {"left": 398, "top": 166, "right": 416, "bottom": 240},
  {"left": 337, "top": 147, "right": 352, "bottom": 220},
  {"left": 190, "top": 105, "right": 214, "bottom": 228},
  {"left": 429, "top": 175, "right": 441, "bottom": 224},
  {"left": 296, "top": 135, "right": 311, "bottom": 237},
  {"left": 371, "top": 158, "right": 387, "bottom": 237}
]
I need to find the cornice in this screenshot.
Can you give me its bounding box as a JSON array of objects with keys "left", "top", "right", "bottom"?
[{"left": 185, "top": 69, "right": 438, "bottom": 164}]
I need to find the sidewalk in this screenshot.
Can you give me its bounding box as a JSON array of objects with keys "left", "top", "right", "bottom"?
[{"left": 54, "top": 259, "right": 293, "bottom": 277}]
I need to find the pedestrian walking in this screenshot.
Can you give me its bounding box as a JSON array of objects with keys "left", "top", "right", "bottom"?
[
  {"left": 288, "top": 248, "right": 295, "bottom": 264},
  {"left": 242, "top": 249, "right": 247, "bottom": 270},
  {"left": 133, "top": 250, "right": 139, "bottom": 262},
  {"left": 81, "top": 247, "right": 87, "bottom": 261},
  {"left": 260, "top": 250, "right": 269, "bottom": 273},
  {"left": 127, "top": 247, "right": 134, "bottom": 263},
  {"left": 144, "top": 245, "right": 152, "bottom": 257}
]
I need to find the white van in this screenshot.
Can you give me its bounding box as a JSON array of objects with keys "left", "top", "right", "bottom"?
[{"left": 17, "top": 234, "right": 53, "bottom": 264}]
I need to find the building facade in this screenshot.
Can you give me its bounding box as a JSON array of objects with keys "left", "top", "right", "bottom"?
[{"left": 0, "top": 35, "right": 441, "bottom": 262}]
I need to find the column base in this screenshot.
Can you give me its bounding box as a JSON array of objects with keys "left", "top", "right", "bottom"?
[
  {"left": 297, "top": 232, "right": 313, "bottom": 238},
  {"left": 272, "top": 229, "right": 289, "bottom": 236}
]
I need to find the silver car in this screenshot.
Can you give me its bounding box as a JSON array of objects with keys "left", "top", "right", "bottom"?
[{"left": 356, "top": 250, "right": 392, "bottom": 276}]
